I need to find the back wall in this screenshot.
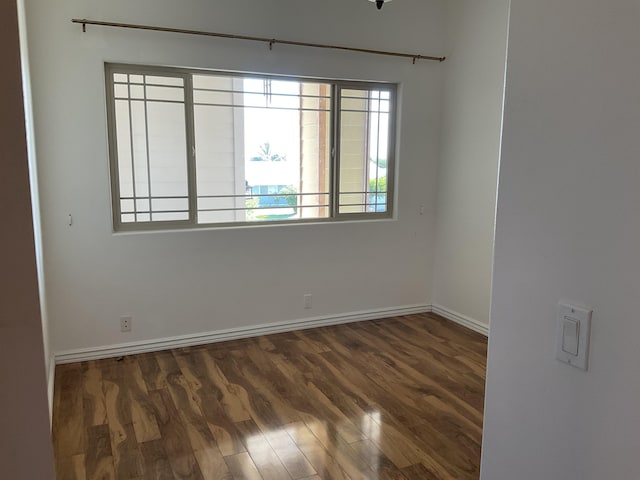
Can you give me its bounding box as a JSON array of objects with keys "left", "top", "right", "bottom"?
[{"left": 24, "top": 0, "right": 447, "bottom": 356}]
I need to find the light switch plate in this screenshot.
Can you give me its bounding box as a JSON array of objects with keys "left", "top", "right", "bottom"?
[{"left": 556, "top": 303, "right": 592, "bottom": 370}]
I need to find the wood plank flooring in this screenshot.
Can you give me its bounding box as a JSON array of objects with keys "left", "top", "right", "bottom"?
[{"left": 52, "top": 313, "right": 488, "bottom": 480}]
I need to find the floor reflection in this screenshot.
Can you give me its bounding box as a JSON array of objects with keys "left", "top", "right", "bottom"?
[{"left": 242, "top": 411, "right": 385, "bottom": 478}]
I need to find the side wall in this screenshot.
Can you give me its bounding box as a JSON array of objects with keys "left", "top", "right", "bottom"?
[
  {"left": 482, "top": 0, "right": 640, "bottom": 478},
  {"left": 432, "top": 0, "right": 509, "bottom": 330},
  {"left": 25, "top": 0, "right": 445, "bottom": 356},
  {"left": 16, "top": 0, "right": 55, "bottom": 415},
  {"left": 0, "top": 0, "right": 55, "bottom": 477}
]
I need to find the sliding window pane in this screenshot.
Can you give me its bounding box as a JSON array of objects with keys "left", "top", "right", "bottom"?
[
  {"left": 111, "top": 72, "right": 190, "bottom": 225},
  {"left": 338, "top": 87, "right": 392, "bottom": 215}
]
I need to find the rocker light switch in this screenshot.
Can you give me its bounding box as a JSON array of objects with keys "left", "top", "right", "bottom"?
[
  {"left": 556, "top": 303, "right": 592, "bottom": 370},
  {"left": 561, "top": 317, "right": 579, "bottom": 355}
]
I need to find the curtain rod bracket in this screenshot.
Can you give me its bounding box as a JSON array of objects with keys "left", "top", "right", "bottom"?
[
  {"left": 82, "top": 22, "right": 86, "bottom": 33},
  {"left": 269, "top": 39, "right": 275, "bottom": 51}
]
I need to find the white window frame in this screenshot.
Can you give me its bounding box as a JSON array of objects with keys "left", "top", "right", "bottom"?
[{"left": 105, "top": 63, "right": 396, "bottom": 231}]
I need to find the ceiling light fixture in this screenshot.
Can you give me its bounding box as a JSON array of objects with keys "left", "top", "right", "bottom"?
[{"left": 369, "top": 0, "right": 392, "bottom": 10}]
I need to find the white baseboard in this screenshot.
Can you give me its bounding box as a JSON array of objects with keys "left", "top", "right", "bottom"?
[
  {"left": 47, "top": 354, "right": 55, "bottom": 429},
  {"left": 431, "top": 304, "right": 489, "bottom": 336},
  {"left": 55, "top": 304, "right": 431, "bottom": 364}
]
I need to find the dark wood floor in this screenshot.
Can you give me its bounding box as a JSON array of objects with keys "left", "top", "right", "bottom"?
[{"left": 52, "top": 313, "right": 488, "bottom": 480}]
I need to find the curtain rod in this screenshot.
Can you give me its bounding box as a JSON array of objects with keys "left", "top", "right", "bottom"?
[{"left": 71, "top": 18, "right": 446, "bottom": 64}]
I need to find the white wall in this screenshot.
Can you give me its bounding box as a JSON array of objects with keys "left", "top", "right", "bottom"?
[
  {"left": 482, "top": 0, "right": 640, "bottom": 478},
  {"left": 16, "top": 0, "right": 55, "bottom": 415},
  {"left": 432, "top": 0, "right": 509, "bottom": 328},
  {"left": 0, "top": 0, "right": 55, "bottom": 477},
  {"left": 25, "top": 0, "right": 445, "bottom": 354}
]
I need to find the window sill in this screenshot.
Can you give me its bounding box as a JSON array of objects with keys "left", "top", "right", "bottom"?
[{"left": 111, "top": 215, "right": 397, "bottom": 236}]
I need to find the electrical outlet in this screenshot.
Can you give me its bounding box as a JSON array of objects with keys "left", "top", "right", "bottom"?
[
  {"left": 304, "top": 294, "right": 312, "bottom": 309},
  {"left": 120, "top": 315, "right": 132, "bottom": 332}
]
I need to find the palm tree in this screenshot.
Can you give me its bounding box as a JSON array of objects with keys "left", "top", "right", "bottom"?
[{"left": 250, "top": 142, "right": 287, "bottom": 162}]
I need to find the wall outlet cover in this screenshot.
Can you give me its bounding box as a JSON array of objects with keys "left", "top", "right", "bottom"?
[{"left": 120, "top": 315, "right": 132, "bottom": 332}]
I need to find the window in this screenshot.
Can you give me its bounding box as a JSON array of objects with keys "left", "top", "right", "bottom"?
[{"left": 105, "top": 64, "right": 396, "bottom": 230}]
